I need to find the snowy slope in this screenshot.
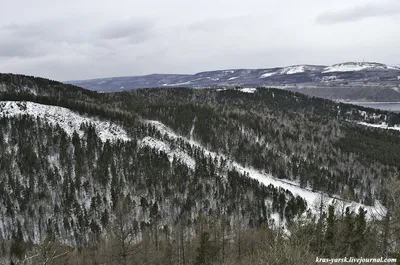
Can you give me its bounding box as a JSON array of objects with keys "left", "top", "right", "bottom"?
[
  {"left": 0, "top": 101, "right": 130, "bottom": 142},
  {"left": 260, "top": 66, "right": 306, "bottom": 78},
  {"left": 0, "top": 100, "right": 385, "bottom": 220},
  {"left": 144, "top": 119, "right": 385, "bottom": 220},
  {"left": 280, "top": 65, "right": 308, "bottom": 74},
  {"left": 323, "top": 62, "right": 400, "bottom": 73},
  {"left": 139, "top": 136, "right": 196, "bottom": 169},
  {"left": 260, "top": 72, "right": 275, "bottom": 78},
  {"left": 259, "top": 65, "right": 322, "bottom": 78}
]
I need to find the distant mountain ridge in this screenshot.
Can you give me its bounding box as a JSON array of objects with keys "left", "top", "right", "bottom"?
[{"left": 65, "top": 62, "right": 400, "bottom": 100}]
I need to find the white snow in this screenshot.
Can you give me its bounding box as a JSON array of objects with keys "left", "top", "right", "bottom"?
[
  {"left": 228, "top": 76, "right": 239, "bottom": 80},
  {"left": 0, "top": 101, "right": 130, "bottom": 142},
  {"left": 357, "top": 121, "right": 400, "bottom": 131},
  {"left": 189, "top": 117, "right": 196, "bottom": 141},
  {"left": 144, "top": 119, "right": 385, "bottom": 220},
  {"left": 239, "top": 88, "right": 257, "bottom": 93},
  {"left": 233, "top": 164, "right": 383, "bottom": 220},
  {"left": 139, "top": 136, "right": 196, "bottom": 169},
  {"left": 260, "top": 72, "right": 276, "bottom": 78},
  {"left": 387, "top": 65, "right": 400, "bottom": 70},
  {"left": 2, "top": 100, "right": 384, "bottom": 222},
  {"left": 260, "top": 65, "right": 319, "bottom": 78},
  {"left": 321, "top": 75, "right": 339, "bottom": 82},
  {"left": 282, "top": 65, "right": 307, "bottom": 75},
  {"left": 391, "top": 87, "right": 400, "bottom": 93},
  {"left": 162, "top": 81, "right": 191, "bottom": 86},
  {"left": 323, "top": 62, "right": 397, "bottom": 73},
  {"left": 216, "top": 88, "right": 257, "bottom": 93}
]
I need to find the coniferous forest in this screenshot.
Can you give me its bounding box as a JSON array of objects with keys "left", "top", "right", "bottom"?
[{"left": 0, "top": 74, "right": 400, "bottom": 264}]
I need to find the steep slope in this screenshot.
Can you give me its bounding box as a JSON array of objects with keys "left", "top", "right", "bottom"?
[
  {"left": 1, "top": 73, "right": 400, "bottom": 263},
  {"left": 0, "top": 100, "right": 291, "bottom": 247},
  {"left": 0, "top": 101, "right": 129, "bottom": 141}
]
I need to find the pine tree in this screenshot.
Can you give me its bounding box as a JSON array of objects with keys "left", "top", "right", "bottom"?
[
  {"left": 325, "top": 204, "right": 336, "bottom": 256},
  {"left": 194, "top": 232, "right": 219, "bottom": 265}
]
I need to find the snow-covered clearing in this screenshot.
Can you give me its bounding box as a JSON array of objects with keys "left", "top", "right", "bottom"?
[
  {"left": 216, "top": 88, "right": 257, "bottom": 93},
  {"left": 239, "top": 88, "right": 257, "bottom": 93}
]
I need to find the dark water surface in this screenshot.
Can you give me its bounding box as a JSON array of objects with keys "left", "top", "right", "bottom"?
[{"left": 349, "top": 102, "right": 400, "bottom": 112}]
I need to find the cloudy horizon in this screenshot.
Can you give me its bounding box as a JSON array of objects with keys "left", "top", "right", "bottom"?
[{"left": 1, "top": 0, "right": 399, "bottom": 81}]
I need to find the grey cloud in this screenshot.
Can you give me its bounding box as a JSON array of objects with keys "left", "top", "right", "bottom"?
[
  {"left": 188, "top": 15, "right": 253, "bottom": 31},
  {"left": 99, "top": 19, "right": 154, "bottom": 44},
  {"left": 0, "top": 39, "right": 48, "bottom": 59},
  {"left": 1, "top": 20, "right": 76, "bottom": 42},
  {"left": 0, "top": 19, "right": 110, "bottom": 60},
  {"left": 1, "top": 23, "right": 47, "bottom": 39},
  {"left": 0, "top": 24, "right": 57, "bottom": 59},
  {"left": 316, "top": 1, "right": 400, "bottom": 24},
  {"left": 1, "top": 0, "right": 399, "bottom": 81}
]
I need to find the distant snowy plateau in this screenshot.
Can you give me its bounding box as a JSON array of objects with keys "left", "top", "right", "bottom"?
[
  {"left": 0, "top": 101, "right": 386, "bottom": 222},
  {"left": 66, "top": 62, "right": 400, "bottom": 102}
]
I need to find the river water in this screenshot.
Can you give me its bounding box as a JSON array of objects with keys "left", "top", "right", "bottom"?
[{"left": 347, "top": 102, "right": 400, "bottom": 112}]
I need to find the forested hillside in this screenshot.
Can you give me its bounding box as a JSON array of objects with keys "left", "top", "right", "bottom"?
[{"left": 1, "top": 74, "right": 400, "bottom": 264}]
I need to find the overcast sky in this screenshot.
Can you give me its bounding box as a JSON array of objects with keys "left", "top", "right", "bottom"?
[{"left": 0, "top": 0, "right": 399, "bottom": 81}]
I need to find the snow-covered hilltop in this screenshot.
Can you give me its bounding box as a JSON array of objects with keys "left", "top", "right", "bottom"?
[
  {"left": 323, "top": 62, "right": 400, "bottom": 73},
  {"left": 0, "top": 101, "right": 130, "bottom": 142},
  {"left": 65, "top": 61, "right": 400, "bottom": 96},
  {"left": 260, "top": 65, "right": 324, "bottom": 77}
]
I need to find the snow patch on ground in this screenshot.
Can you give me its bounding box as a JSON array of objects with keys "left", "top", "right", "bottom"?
[
  {"left": 324, "top": 64, "right": 369, "bottom": 73},
  {"left": 260, "top": 72, "right": 276, "bottom": 78},
  {"left": 281, "top": 65, "right": 307, "bottom": 75},
  {"left": 216, "top": 88, "right": 257, "bottom": 93},
  {"left": 239, "top": 88, "right": 257, "bottom": 93},
  {"left": 321, "top": 75, "right": 339, "bottom": 82},
  {"left": 162, "top": 81, "right": 191, "bottom": 86},
  {"left": 357, "top": 121, "right": 400, "bottom": 131},
  {"left": 228, "top": 76, "right": 239, "bottom": 80},
  {"left": 261, "top": 65, "right": 319, "bottom": 77},
  {"left": 139, "top": 136, "right": 196, "bottom": 169},
  {"left": 323, "top": 62, "right": 397, "bottom": 73},
  {"left": 387, "top": 65, "right": 400, "bottom": 70},
  {"left": 0, "top": 101, "right": 130, "bottom": 142},
  {"left": 391, "top": 87, "right": 400, "bottom": 93}
]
